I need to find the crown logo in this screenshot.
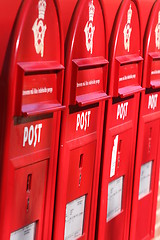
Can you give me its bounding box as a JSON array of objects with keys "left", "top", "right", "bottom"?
[
  {"left": 127, "top": 4, "right": 132, "bottom": 24},
  {"left": 89, "top": 0, "right": 95, "bottom": 22},
  {"left": 38, "top": 0, "right": 46, "bottom": 20}
]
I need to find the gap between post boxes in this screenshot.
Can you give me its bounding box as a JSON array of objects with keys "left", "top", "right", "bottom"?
[
  {"left": 96, "top": 0, "right": 144, "bottom": 239},
  {"left": 130, "top": 0, "right": 160, "bottom": 239},
  {"left": 0, "top": 0, "right": 64, "bottom": 240},
  {"left": 53, "top": 0, "right": 110, "bottom": 239}
]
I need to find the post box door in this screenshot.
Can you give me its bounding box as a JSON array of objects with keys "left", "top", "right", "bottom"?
[
  {"left": 64, "top": 140, "right": 96, "bottom": 240},
  {"left": 135, "top": 119, "right": 160, "bottom": 239},
  {"left": 11, "top": 160, "right": 48, "bottom": 235},
  {"left": 105, "top": 124, "right": 133, "bottom": 240}
]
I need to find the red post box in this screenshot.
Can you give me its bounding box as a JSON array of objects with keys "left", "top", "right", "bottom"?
[
  {"left": 0, "top": 0, "right": 64, "bottom": 239},
  {"left": 130, "top": 0, "right": 160, "bottom": 239},
  {"left": 53, "top": 0, "right": 109, "bottom": 239},
  {"left": 96, "top": 0, "right": 144, "bottom": 239}
]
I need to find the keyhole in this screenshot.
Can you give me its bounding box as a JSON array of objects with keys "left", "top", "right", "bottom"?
[
  {"left": 148, "top": 128, "right": 152, "bottom": 153},
  {"left": 117, "top": 140, "right": 122, "bottom": 168},
  {"left": 26, "top": 174, "right": 32, "bottom": 192},
  {"left": 79, "top": 154, "right": 84, "bottom": 187},
  {"left": 79, "top": 154, "right": 84, "bottom": 169},
  {"left": 26, "top": 197, "right": 30, "bottom": 212}
]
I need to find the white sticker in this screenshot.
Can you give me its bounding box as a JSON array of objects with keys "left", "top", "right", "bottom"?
[
  {"left": 10, "top": 222, "right": 36, "bottom": 240},
  {"left": 107, "top": 177, "right": 123, "bottom": 222},
  {"left": 110, "top": 135, "right": 119, "bottom": 178},
  {"left": 139, "top": 161, "right": 152, "bottom": 199},
  {"left": 64, "top": 196, "right": 86, "bottom": 240}
]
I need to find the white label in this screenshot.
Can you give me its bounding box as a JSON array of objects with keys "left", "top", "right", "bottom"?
[
  {"left": 64, "top": 196, "right": 86, "bottom": 240},
  {"left": 10, "top": 222, "right": 36, "bottom": 240},
  {"left": 110, "top": 135, "right": 119, "bottom": 178},
  {"left": 76, "top": 111, "right": 91, "bottom": 131},
  {"left": 148, "top": 94, "right": 158, "bottom": 110},
  {"left": 139, "top": 161, "right": 152, "bottom": 199},
  {"left": 107, "top": 177, "right": 123, "bottom": 222},
  {"left": 155, "top": 11, "right": 160, "bottom": 50},
  {"left": 23, "top": 123, "right": 42, "bottom": 147},
  {"left": 117, "top": 102, "right": 128, "bottom": 120},
  {"left": 84, "top": 0, "right": 95, "bottom": 54},
  {"left": 123, "top": 4, "right": 132, "bottom": 52}
]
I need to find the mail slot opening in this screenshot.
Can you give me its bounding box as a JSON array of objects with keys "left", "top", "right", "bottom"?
[
  {"left": 15, "top": 61, "right": 64, "bottom": 116},
  {"left": 70, "top": 57, "right": 109, "bottom": 106}
]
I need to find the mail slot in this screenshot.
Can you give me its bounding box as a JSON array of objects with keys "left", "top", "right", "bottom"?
[
  {"left": 0, "top": 0, "right": 64, "bottom": 240},
  {"left": 53, "top": 0, "right": 109, "bottom": 239},
  {"left": 130, "top": 1, "right": 160, "bottom": 239},
  {"left": 96, "top": 0, "right": 143, "bottom": 239}
]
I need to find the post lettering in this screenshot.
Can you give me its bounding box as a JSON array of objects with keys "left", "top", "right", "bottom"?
[
  {"left": 23, "top": 123, "right": 42, "bottom": 147},
  {"left": 117, "top": 102, "right": 128, "bottom": 120},
  {"left": 148, "top": 94, "right": 158, "bottom": 110},
  {"left": 76, "top": 111, "right": 91, "bottom": 131}
]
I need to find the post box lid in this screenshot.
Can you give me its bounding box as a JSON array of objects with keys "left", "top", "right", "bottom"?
[
  {"left": 143, "top": 0, "right": 160, "bottom": 89},
  {"left": 109, "top": 0, "right": 144, "bottom": 98},
  {"left": 2, "top": 0, "right": 64, "bottom": 117},
  {"left": 63, "top": 0, "right": 109, "bottom": 107}
]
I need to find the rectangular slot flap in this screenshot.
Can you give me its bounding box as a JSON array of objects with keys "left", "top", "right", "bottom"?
[
  {"left": 71, "top": 57, "right": 109, "bottom": 106},
  {"left": 18, "top": 61, "right": 64, "bottom": 74},
  {"left": 16, "top": 61, "right": 65, "bottom": 116}
]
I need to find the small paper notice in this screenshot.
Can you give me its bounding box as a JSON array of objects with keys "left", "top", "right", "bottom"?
[
  {"left": 64, "top": 195, "right": 86, "bottom": 240},
  {"left": 110, "top": 135, "right": 119, "bottom": 178},
  {"left": 107, "top": 177, "right": 123, "bottom": 222},
  {"left": 139, "top": 161, "right": 152, "bottom": 199},
  {"left": 10, "top": 222, "right": 36, "bottom": 240}
]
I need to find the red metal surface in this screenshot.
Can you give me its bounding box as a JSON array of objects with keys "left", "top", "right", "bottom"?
[
  {"left": 0, "top": 0, "right": 64, "bottom": 239},
  {"left": 96, "top": 0, "right": 143, "bottom": 239},
  {"left": 130, "top": 0, "right": 160, "bottom": 239},
  {"left": 53, "top": 0, "right": 109, "bottom": 239}
]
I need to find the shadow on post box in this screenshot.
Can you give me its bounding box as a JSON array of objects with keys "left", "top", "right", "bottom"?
[{"left": 0, "top": 0, "right": 64, "bottom": 240}]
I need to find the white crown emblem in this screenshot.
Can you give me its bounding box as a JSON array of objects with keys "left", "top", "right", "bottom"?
[
  {"left": 38, "top": 0, "right": 46, "bottom": 20},
  {"left": 89, "top": 0, "right": 95, "bottom": 22},
  {"left": 127, "top": 4, "right": 132, "bottom": 24}
]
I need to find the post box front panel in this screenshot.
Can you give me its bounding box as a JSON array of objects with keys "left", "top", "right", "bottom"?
[
  {"left": 67, "top": 106, "right": 98, "bottom": 141},
  {"left": 64, "top": 140, "right": 96, "bottom": 239},
  {"left": 17, "top": 0, "right": 61, "bottom": 61},
  {"left": 68, "top": 0, "right": 108, "bottom": 105},
  {"left": 105, "top": 126, "right": 133, "bottom": 240},
  {"left": 143, "top": 2, "right": 160, "bottom": 88},
  {"left": 135, "top": 119, "right": 160, "bottom": 239},
  {"left": 9, "top": 117, "right": 53, "bottom": 159},
  {"left": 109, "top": 0, "right": 142, "bottom": 97},
  {"left": 11, "top": 159, "right": 48, "bottom": 232},
  {"left": 116, "top": 1, "right": 140, "bottom": 56}
]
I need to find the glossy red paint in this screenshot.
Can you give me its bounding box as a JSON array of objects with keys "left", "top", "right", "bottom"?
[
  {"left": 96, "top": 0, "right": 143, "bottom": 239},
  {"left": 130, "top": 1, "right": 160, "bottom": 239},
  {"left": 0, "top": 0, "right": 64, "bottom": 239},
  {"left": 53, "top": 0, "right": 109, "bottom": 239}
]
